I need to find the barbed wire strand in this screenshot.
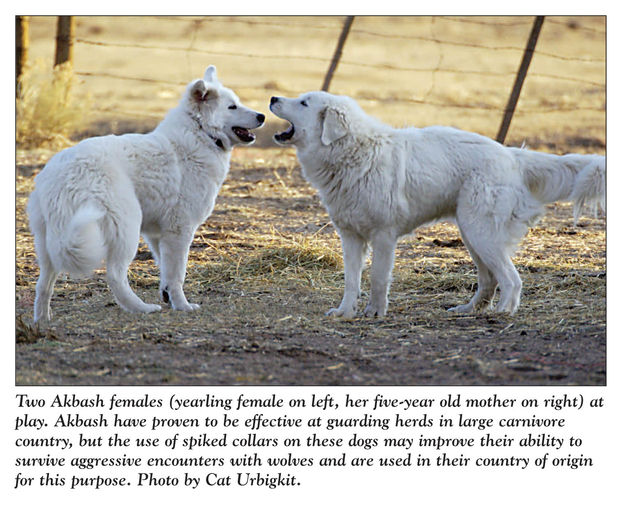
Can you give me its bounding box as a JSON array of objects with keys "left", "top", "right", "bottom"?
[
  {"left": 158, "top": 15, "right": 606, "bottom": 36},
  {"left": 77, "top": 34, "right": 604, "bottom": 65},
  {"left": 349, "top": 29, "right": 604, "bottom": 63},
  {"left": 155, "top": 15, "right": 344, "bottom": 32},
  {"left": 545, "top": 17, "right": 606, "bottom": 35},
  {"left": 75, "top": 60, "right": 605, "bottom": 90},
  {"left": 74, "top": 38, "right": 605, "bottom": 88}
]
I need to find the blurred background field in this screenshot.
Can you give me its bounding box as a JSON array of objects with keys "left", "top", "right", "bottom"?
[
  {"left": 15, "top": 16, "right": 605, "bottom": 385},
  {"left": 20, "top": 15, "right": 605, "bottom": 150}
]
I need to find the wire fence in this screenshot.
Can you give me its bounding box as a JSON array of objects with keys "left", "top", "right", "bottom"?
[{"left": 22, "top": 15, "right": 606, "bottom": 146}]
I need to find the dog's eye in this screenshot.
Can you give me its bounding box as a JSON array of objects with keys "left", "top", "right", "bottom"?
[
  {"left": 300, "top": 100, "right": 308, "bottom": 107},
  {"left": 228, "top": 105, "right": 237, "bottom": 110}
]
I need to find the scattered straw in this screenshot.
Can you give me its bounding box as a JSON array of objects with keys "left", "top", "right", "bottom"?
[{"left": 16, "top": 316, "right": 58, "bottom": 344}]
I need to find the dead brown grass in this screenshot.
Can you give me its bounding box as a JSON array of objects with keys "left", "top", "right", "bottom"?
[
  {"left": 15, "top": 147, "right": 606, "bottom": 385},
  {"left": 192, "top": 227, "right": 342, "bottom": 286},
  {"left": 16, "top": 60, "right": 92, "bottom": 149},
  {"left": 15, "top": 315, "right": 59, "bottom": 344}
]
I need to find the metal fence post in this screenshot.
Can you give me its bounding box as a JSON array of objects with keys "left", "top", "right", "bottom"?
[
  {"left": 496, "top": 16, "right": 545, "bottom": 144},
  {"left": 54, "top": 16, "right": 75, "bottom": 67},
  {"left": 322, "top": 16, "right": 355, "bottom": 92}
]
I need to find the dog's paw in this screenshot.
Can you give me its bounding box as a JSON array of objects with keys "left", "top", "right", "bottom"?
[
  {"left": 326, "top": 307, "right": 356, "bottom": 319},
  {"left": 447, "top": 303, "right": 474, "bottom": 314},
  {"left": 33, "top": 311, "right": 51, "bottom": 324},
  {"left": 142, "top": 303, "right": 162, "bottom": 314},
  {"left": 173, "top": 302, "right": 200, "bottom": 311},
  {"left": 364, "top": 304, "right": 386, "bottom": 318}
]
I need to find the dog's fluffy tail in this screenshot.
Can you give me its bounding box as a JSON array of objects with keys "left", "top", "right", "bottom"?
[
  {"left": 569, "top": 159, "right": 606, "bottom": 224},
  {"left": 510, "top": 148, "right": 605, "bottom": 224},
  {"left": 49, "top": 204, "right": 107, "bottom": 276}
]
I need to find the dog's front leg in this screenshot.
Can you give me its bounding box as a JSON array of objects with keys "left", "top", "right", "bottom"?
[
  {"left": 143, "top": 234, "right": 161, "bottom": 266},
  {"left": 364, "top": 231, "right": 397, "bottom": 318},
  {"left": 159, "top": 230, "right": 200, "bottom": 311},
  {"left": 326, "top": 229, "right": 367, "bottom": 319}
]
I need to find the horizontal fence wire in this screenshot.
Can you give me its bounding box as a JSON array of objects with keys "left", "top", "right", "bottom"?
[
  {"left": 156, "top": 14, "right": 607, "bottom": 36},
  {"left": 69, "top": 16, "right": 605, "bottom": 125},
  {"left": 74, "top": 37, "right": 605, "bottom": 89}
]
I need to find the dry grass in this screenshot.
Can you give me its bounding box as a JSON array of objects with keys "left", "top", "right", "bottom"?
[
  {"left": 192, "top": 227, "right": 342, "bottom": 287},
  {"left": 16, "top": 60, "right": 91, "bottom": 149},
  {"left": 15, "top": 315, "right": 59, "bottom": 344},
  {"left": 15, "top": 147, "right": 606, "bottom": 385}
]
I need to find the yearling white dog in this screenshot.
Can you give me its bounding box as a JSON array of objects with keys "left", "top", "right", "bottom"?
[
  {"left": 28, "top": 66, "right": 265, "bottom": 322},
  {"left": 270, "top": 92, "right": 605, "bottom": 317}
]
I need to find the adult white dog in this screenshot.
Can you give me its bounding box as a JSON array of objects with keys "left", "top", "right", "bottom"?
[
  {"left": 270, "top": 92, "right": 605, "bottom": 317},
  {"left": 28, "top": 66, "right": 264, "bottom": 322}
]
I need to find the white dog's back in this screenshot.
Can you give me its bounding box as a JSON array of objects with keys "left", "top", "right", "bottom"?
[{"left": 29, "top": 136, "right": 139, "bottom": 274}]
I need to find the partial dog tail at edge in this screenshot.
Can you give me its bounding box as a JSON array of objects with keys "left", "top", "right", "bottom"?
[
  {"left": 512, "top": 148, "right": 605, "bottom": 225},
  {"left": 570, "top": 158, "right": 606, "bottom": 225},
  {"left": 52, "top": 204, "right": 107, "bottom": 277}
]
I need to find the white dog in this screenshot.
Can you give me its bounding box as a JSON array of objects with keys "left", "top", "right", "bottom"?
[
  {"left": 28, "top": 66, "right": 264, "bottom": 322},
  {"left": 270, "top": 92, "right": 605, "bottom": 317}
]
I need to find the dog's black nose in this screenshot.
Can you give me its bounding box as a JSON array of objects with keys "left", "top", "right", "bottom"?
[
  {"left": 270, "top": 96, "right": 279, "bottom": 105},
  {"left": 257, "top": 113, "right": 265, "bottom": 124}
]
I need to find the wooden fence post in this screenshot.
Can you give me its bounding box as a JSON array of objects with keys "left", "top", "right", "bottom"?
[
  {"left": 322, "top": 16, "right": 355, "bottom": 92},
  {"left": 54, "top": 16, "right": 75, "bottom": 67},
  {"left": 496, "top": 15, "right": 544, "bottom": 144},
  {"left": 16, "top": 16, "right": 29, "bottom": 97}
]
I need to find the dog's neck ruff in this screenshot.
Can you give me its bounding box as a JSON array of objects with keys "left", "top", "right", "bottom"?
[{"left": 188, "top": 112, "right": 226, "bottom": 151}]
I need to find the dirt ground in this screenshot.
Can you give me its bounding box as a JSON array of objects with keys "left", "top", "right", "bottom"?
[
  {"left": 15, "top": 16, "right": 606, "bottom": 385},
  {"left": 15, "top": 146, "right": 606, "bottom": 386}
]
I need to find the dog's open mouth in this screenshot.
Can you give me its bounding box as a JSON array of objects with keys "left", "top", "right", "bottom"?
[
  {"left": 274, "top": 123, "right": 295, "bottom": 142},
  {"left": 232, "top": 127, "right": 255, "bottom": 143}
]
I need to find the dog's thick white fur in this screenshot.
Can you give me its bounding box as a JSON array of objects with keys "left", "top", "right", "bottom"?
[
  {"left": 270, "top": 91, "right": 605, "bottom": 317},
  {"left": 28, "top": 66, "right": 265, "bottom": 322}
]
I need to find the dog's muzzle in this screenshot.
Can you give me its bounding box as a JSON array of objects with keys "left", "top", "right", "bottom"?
[
  {"left": 232, "top": 113, "right": 265, "bottom": 143},
  {"left": 270, "top": 97, "right": 295, "bottom": 143}
]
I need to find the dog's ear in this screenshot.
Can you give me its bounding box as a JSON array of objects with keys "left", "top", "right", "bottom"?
[
  {"left": 190, "top": 80, "right": 218, "bottom": 104},
  {"left": 321, "top": 107, "right": 348, "bottom": 145},
  {"left": 203, "top": 65, "right": 218, "bottom": 83}
]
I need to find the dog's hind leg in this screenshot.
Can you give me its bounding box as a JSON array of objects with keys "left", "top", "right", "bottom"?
[
  {"left": 327, "top": 229, "right": 368, "bottom": 319},
  {"left": 106, "top": 219, "right": 161, "bottom": 314},
  {"left": 158, "top": 230, "right": 199, "bottom": 311},
  {"left": 487, "top": 255, "right": 522, "bottom": 314},
  {"left": 452, "top": 186, "right": 526, "bottom": 315},
  {"left": 30, "top": 204, "right": 59, "bottom": 322},
  {"left": 33, "top": 253, "right": 59, "bottom": 323},
  {"left": 448, "top": 227, "right": 497, "bottom": 313},
  {"left": 143, "top": 234, "right": 161, "bottom": 266},
  {"left": 459, "top": 232, "right": 521, "bottom": 314}
]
